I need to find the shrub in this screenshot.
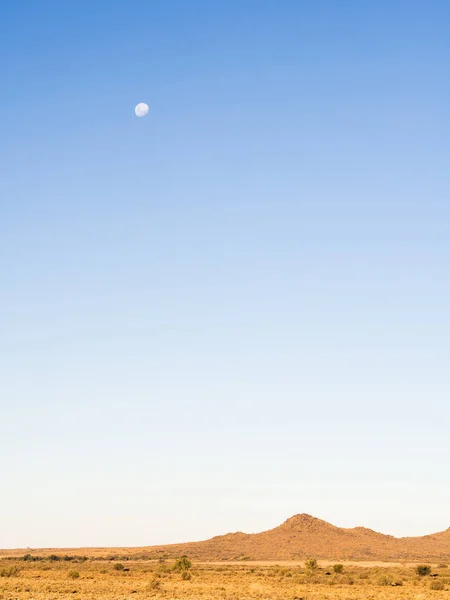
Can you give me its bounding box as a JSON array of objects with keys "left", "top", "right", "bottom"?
[
  {"left": 333, "top": 563, "right": 344, "bottom": 574},
  {"left": 147, "top": 577, "right": 161, "bottom": 591},
  {"left": 172, "top": 557, "right": 192, "bottom": 573},
  {"left": 430, "top": 580, "right": 445, "bottom": 591},
  {"left": 68, "top": 570, "right": 80, "bottom": 579},
  {"left": 181, "top": 570, "right": 192, "bottom": 580},
  {"left": 157, "top": 563, "right": 170, "bottom": 574},
  {"left": 417, "top": 565, "right": 432, "bottom": 576},
  {"left": 304, "top": 557, "right": 318, "bottom": 572},
  {"left": 113, "top": 563, "right": 125, "bottom": 571},
  {"left": 0, "top": 566, "right": 21, "bottom": 577},
  {"left": 378, "top": 575, "right": 394, "bottom": 586}
]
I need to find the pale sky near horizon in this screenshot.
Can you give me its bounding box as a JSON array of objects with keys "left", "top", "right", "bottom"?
[{"left": 1, "top": 0, "right": 449, "bottom": 549}]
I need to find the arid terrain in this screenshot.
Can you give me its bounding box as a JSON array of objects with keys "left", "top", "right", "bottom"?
[
  {"left": 3, "top": 514, "right": 450, "bottom": 562},
  {"left": 1, "top": 556, "right": 449, "bottom": 600},
  {"left": 138, "top": 514, "right": 450, "bottom": 562},
  {"left": 2, "top": 515, "right": 450, "bottom": 599}
]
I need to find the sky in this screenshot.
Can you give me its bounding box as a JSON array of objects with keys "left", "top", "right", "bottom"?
[{"left": 1, "top": 0, "right": 449, "bottom": 549}]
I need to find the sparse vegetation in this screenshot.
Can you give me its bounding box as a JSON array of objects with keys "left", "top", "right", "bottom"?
[
  {"left": 0, "top": 565, "right": 21, "bottom": 577},
  {"left": 430, "top": 579, "right": 445, "bottom": 590},
  {"left": 147, "top": 576, "right": 162, "bottom": 591},
  {"left": 378, "top": 574, "right": 394, "bottom": 586},
  {"left": 304, "top": 557, "right": 318, "bottom": 572},
  {"left": 67, "top": 570, "right": 80, "bottom": 579},
  {"left": 417, "top": 564, "right": 432, "bottom": 576},
  {"left": 0, "top": 556, "right": 449, "bottom": 599},
  {"left": 172, "top": 556, "right": 192, "bottom": 573}
]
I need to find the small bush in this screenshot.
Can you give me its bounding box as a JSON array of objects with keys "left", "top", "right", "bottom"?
[
  {"left": 181, "top": 570, "right": 192, "bottom": 580},
  {"left": 0, "top": 566, "right": 21, "bottom": 577},
  {"left": 147, "top": 577, "right": 161, "bottom": 591},
  {"left": 157, "top": 563, "right": 170, "bottom": 574},
  {"left": 305, "top": 557, "right": 318, "bottom": 572},
  {"left": 378, "top": 575, "right": 394, "bottom": 586},
  {"left": 430, "top": 580, "right": 445, "bottom": 591},
  {"left": 68, "top": 570, "right": 80, "bottom": 579},
  {"left": 113, "top": 563, "right": 125, "bottom": 571},
  {"left": 172, "top": 557, "right": 192, "bottom": 573},
  {"left": 48, "top": 554, "right": 61, "bottom": 562},
  {"left": 333, "top": 563, "right": 344, "bottom": 574},
  {"left": 417, "top": 565, "right": 432, "bottom": 576}
]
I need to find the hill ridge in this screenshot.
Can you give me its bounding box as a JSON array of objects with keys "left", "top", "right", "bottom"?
[
  {"left": 3, "top": 515, "right": 450, "bottom": 561},
  {"left": 141, "top": 514, "right": 450, "bottom": 561}
]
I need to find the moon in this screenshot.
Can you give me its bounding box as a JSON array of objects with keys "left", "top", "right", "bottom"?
[{"left": 135, "top": 103, "right": 149, "bottom": 117}]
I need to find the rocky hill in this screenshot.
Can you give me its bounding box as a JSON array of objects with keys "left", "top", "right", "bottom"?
[
  {"left": 3, "top": 514, "right": 450, "bottom": 561},
  {"left": 142, "top": 514, "right": 450, "bottom": 561}
]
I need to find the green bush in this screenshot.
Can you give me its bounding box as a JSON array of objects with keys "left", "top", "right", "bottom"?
[
  {"left": 181, "top": 570, "right": 192, "bottom": 580},
  {"left": 416, "top": 565, "right": 432, "bottom": 577},
  {"left": 172, "top": 557, "right": 192, "bottom": 573},
  {"left": 113, "top": 563, "right": 125, "bottom": 571},
  {"left": 333, "top": 563, "right": 344, "bottom": 574}
]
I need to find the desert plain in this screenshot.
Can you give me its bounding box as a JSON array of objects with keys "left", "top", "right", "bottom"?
[{"left": 2, "top": 515, "right": 450, "bottom": 600}]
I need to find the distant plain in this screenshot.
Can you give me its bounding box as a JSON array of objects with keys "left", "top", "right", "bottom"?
[{"left": 2, "top": 515, "right": 450, "bottom": 599}]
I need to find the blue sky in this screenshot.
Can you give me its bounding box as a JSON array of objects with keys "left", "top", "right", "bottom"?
[{"left": 1, "top": 0, "right": 449, "bottom": 548}]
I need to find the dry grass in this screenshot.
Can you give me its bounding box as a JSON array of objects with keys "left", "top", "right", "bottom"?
[{"left": 1, "top": 557, "right": 450, "bottom": 600}]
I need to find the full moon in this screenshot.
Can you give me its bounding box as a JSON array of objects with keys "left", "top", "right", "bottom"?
[{"left": 135, "top": 103, "right": 149, "bottom": 117}]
